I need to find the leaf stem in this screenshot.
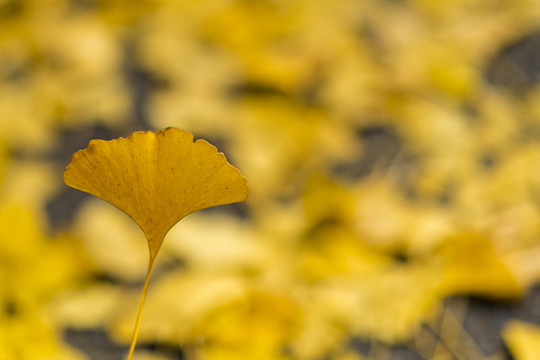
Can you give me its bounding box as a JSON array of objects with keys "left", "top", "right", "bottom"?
[{"left": 127, "top": 256, "right": 156, "bottom": 360}]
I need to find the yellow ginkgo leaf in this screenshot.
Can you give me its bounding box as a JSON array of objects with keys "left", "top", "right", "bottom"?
[
  {"left": 64, "top": 127, "right": 249, "bottom": 260},
  {"left": 63, "top": 127, "right": 249, "bottom": 359}
]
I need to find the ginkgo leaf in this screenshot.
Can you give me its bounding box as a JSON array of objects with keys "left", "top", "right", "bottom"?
[
  {"left": 63, "top": 127, "right": 249, "bottom": 260},
  {"left": 63, "top": 127, "right": 249, "bottom": 359}
]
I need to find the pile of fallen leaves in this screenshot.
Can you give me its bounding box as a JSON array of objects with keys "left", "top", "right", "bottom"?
[{"left": 3, "top": 0, "right": 540, "bottom": 359}]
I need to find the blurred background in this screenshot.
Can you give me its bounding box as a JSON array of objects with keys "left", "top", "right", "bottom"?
[{"left": 2, "top": 0, "right": 540, "bottom": 359}]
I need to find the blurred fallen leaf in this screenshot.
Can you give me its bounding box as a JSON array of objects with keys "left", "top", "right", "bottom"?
[
  {"left": 434, "top": 232, "right": 522, "bottom": 300},
  {"left": 46, "top": 284, "right": 124, "bottom": 330},
  {"left": 111, "top": 271, "right": 247, "bottom": 345},
  {"left": 164, "top": 212, "right": 268, "bottom": 272},
  {"left": 345, "top": 264, "right": 443, "bottom": 343},
  {"left": 0, "top": 201, "right": 90, "bottom": 360},
  {"left": 73, "top": 200, "right": 149, "bottom": 281},
  {"left": 0, "top": 310, "right": 88, "bottom": 360},
  {"left": 503, "top": 320, "right": 540, "bottom": 360}
]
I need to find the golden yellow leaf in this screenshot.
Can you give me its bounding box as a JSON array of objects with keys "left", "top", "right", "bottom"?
[
  {"left": 434, "top": 232, "right": 522, "bottom": 300},
  {"left": 63, "top": 127, "right": 249, "bottom": 260},
  {"left": 63, "top": 127, "right": 249, "bottom": 358}
]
